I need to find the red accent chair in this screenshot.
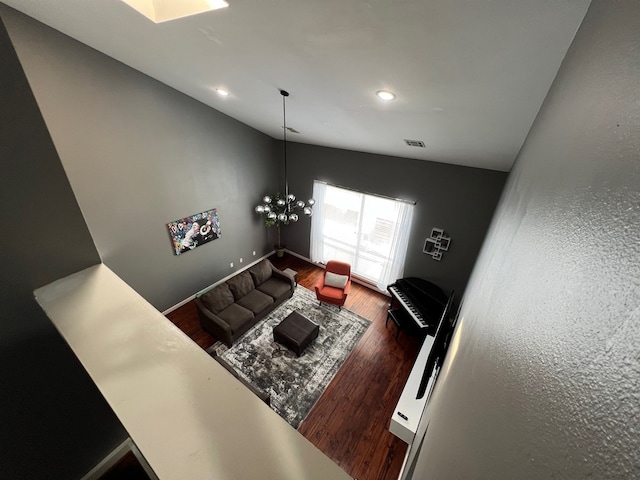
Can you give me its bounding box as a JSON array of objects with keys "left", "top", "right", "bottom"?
[{"left": 314, "top": 260, "right": 352, "bottom": 309}]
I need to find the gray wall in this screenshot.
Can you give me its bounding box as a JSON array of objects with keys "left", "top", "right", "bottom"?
[
  {"left": 284, "top": 142, "right": 507, "bottom": 298},
  {"left": 1, "top": 5, "right": 279, "bottom": 312},
  {"left": 2, "top": 2, "right": 508, "bottom": 311},
  {"left": 414, "top": 0, "right": 640, "bottom": 478},
  {"left": 0, "top": 16, "right": 126, "bottom": 479}
]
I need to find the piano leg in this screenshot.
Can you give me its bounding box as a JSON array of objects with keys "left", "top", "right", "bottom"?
[{"left": 386, "top": 309, "right": 402, "bottom": 340}]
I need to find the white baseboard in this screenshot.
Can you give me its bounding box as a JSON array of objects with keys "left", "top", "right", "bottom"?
[
  {"left": 283, "top": 249, "right": 391, "bottom": 297},
  {"left": 163, "top": 249, "right": 391, "bottom": 316},
  {"left": 283, "top": 248, "right": 314, "bottom": 263},
  {"left": 162, "top": 252, "right": 274, "bottom": 315},
  {"left": 162, "top": 293, "right": 198, "bottom": 315}
]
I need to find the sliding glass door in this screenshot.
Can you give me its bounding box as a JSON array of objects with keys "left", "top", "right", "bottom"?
[{"left": 310, "top": 181, "right": 414, "bottom": 290}]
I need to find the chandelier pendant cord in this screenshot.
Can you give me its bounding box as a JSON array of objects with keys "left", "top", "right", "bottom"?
[
  {"left": 254, "top": 89, "right": 313, "bottom": 242},
  {"left": 281, "top": 89, "right": 290, "bottom": 208}
]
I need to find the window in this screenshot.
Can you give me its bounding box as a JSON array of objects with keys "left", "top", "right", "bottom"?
[{"left": 310, "top": 181, "right": 415, "bottom": 290}]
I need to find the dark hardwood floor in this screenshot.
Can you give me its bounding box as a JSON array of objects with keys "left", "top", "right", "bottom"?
[{"left": 165, "top": 253, "right": 422, "bottom": 480}]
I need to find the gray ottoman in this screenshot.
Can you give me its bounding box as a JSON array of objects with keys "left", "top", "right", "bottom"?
[{"left": 273, "top": 311, "right": 319, "bottom": 357}]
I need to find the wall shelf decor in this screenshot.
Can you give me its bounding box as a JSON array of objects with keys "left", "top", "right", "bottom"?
[{"left": 423, "top": 227, "right": 451, "bottom": 261}]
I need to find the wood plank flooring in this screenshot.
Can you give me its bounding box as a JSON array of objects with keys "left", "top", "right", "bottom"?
[{"left": 165, "top": 254, "right": 422, "bottom": 480}]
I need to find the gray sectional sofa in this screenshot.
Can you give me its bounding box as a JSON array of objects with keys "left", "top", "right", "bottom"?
[{"left": 196, "top": 259, "right": 295, "bottom": 347}]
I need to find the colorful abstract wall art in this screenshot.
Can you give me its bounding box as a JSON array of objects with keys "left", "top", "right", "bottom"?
[{"left": 167, "top": 208, "right": 221, "bottom": 255}]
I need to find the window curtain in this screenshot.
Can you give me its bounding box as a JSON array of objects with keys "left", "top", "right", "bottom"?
[
  {"left": 310, "top": 181, "right": 327, "bottom": 263},
  {"left": 376, "top": 201, "right": 414, "bottom": 290},
  {"left": 310, "top": 180, "right": 415, "bottom": 290}
]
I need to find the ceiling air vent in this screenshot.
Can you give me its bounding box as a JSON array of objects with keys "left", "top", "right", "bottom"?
[{"left": 404, "top": 139, "right": 425, "bottom": 148}]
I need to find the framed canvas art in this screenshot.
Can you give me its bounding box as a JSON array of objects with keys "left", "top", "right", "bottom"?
[{"left": 167, "top": 208, "right": 221, "bottom": 255}]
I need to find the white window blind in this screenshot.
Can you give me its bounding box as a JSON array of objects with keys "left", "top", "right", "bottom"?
[{"left": 310, "top": 181, "right": 415, "bottom": 290}]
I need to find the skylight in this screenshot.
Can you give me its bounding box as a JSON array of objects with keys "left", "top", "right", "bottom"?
[{"left": 121, "top": 0, "right": 229, "bottom": 23}]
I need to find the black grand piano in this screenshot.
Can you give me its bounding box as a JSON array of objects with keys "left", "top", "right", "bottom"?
[{"left": 387, "top": 277, "right": 455, "bottom": 337}]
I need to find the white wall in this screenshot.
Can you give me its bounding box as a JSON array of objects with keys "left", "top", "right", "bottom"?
[{"left": 413, "top": 0, "right": 640, "bottom": 478}]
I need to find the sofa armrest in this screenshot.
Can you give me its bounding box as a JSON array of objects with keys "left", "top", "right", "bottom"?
[
  {"left": 314, "top": 275, "right": 325, "bottom": 294},
  {"left": 343, "top": 279, "right": 352, "bottom": 297},
  {"left": 269, "top": 262, "right": 296, "bottom": 290},
  {"left": 195, "top": 297, "right": 233, "bottom": 347}
]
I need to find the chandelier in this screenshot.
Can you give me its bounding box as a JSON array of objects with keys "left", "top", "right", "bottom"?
[{"left": 255, "top": 90, "right": 314, "bottom": 250}]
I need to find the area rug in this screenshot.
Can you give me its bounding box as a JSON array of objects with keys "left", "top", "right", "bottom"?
[{"left": 207, "top": 286, "right": 370, "bottom": 428}]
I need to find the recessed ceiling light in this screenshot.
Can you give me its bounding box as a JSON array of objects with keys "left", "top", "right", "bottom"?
[
  {"left": 216, "top": 88, "right": 229, "bottom": 97},
  {"left": 121, "top": 0, "right": 229, "bottom": 24},
  {"left": 376, "top": 90, "right": 396, "bottom": 101}
]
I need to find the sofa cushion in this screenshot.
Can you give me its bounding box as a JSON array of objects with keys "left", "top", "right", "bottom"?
[
  {"left": 237, "top": 289, "right": 274, "bottom": 315},
  {"left": 317, "top": 285, "right": 345, "bottom": 301},
  {"left": 227, "top": 270, "right": 255, "bottom": 300},
  {"left": 324, "top": 271, "right": 349, "bottom": 289},
  {"left": 200, "top": 283, "right": 235, "bottom": 314},
  {"left": 249, "top": 259, "right": 272, "bottom": 286},
  {"left": 257, "top": 277, "right": 293, "bottom": 301},
  {"left": 216, "top": 303, "right": 255, "bottom": 333}
]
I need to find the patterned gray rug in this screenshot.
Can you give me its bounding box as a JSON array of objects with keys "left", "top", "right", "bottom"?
[{"left": 208, "top": 286, "right": 370, "bottom": 428}]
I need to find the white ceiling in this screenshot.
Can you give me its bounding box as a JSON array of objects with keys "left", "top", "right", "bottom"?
[{"left": 2, "top": 0, "right": 591, "bottom": 171}]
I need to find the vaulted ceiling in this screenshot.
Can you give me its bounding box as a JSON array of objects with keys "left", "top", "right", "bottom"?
[{"left": 2, "top": 0, "right": 591, "bottom": 171}]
